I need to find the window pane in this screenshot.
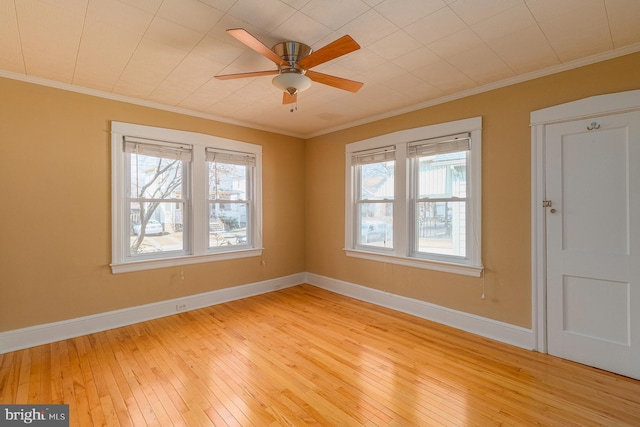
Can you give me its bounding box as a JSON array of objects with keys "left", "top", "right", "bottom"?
[
  {"left": 208, "top": 160, "right": 250, "bottom": 249},
  {"left": 128, "top": 151, "right": 186, "bottom": 257},
  {"left": 358, "top": 203, "right": 392, "bottom": 248},
  {"left": 416, "top": 201, "right": 466, "bottom": 257},
  {"left": 209, "top": 202, "right": 248, "bottom": 248},
  {"left": 209, "top": 162, "right": 248, "bottom": 200},
  {"left": 360, "top": 161, "right": 394, "bottom": 200},
  {"left": 130, "top": 202, "right": 185, "bottom": 255},
  {"left": 130, "top": 153, "right": 183, "bottom": 198},
  {"left": 418, "top": 152, "right": 466, "bottom": 198}
]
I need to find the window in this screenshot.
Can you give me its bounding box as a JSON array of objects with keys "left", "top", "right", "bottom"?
[
  {"left": 111, "top": 122, "right": 262, "bottom": 273},
  {"left": 345, "top": 117, "right": 482, "bottom": 276}
]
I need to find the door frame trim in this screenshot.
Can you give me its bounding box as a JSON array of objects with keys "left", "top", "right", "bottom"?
[{"left": 530, "top": 89, "right": 640, "bottom": 353}]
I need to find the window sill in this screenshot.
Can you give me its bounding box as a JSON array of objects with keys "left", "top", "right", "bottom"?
[
  {"left": 344, "top": 249, "right": 483, "bottom": 277},
  {"left": 111, "top": 248, "right": 263, "bottom": 274}
]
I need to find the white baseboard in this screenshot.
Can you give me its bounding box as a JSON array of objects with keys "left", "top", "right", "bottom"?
[
  {"left": 0, "top": 273, "right": 305, "bottom": 354},
  {"left": 1, "top": 272, "right": 534, "bottom": 354},
  {"left": 305, "top": 273, "right": 535, "bottom": 350}
]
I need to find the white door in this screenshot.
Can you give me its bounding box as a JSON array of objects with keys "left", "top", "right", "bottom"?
[{"left": 545, "top": 111, "right": 640, "bottom": 379}]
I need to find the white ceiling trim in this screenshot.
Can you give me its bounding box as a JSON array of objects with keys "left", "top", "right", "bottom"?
[
  {"left": 0, "top": 69, "right": 304, "bottom": 138},
  {"left": 305, "top": 42, "right": 640, "bottom": 138},
  {"left": 2, "top": 42, "right": 639, "bottom": 140}
]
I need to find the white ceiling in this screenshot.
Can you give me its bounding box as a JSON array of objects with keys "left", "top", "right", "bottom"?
[{"left": 1, "top": 0, "right": 639, "bottom": 137}]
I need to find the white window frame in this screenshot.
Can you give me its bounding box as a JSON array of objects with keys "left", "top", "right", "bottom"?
[
  {"left": 345, "top": 117, "right": 483, "bottom": 277},
  {"left": 111, "top": 121, "right": 262, "bottom": 274}
]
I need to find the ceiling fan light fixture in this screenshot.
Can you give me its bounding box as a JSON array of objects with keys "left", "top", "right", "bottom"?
[{"left": 272, "top": 72, "right": 312, "bottom": 94}]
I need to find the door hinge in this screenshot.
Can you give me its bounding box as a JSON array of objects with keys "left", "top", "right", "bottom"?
[{"left": 542, "top": 200, "right": 552, "bottom": 208}]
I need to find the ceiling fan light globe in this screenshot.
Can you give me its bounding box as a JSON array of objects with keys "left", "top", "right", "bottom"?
[{"left": 272, "top": 73, "right": 311, "bottom": 93}]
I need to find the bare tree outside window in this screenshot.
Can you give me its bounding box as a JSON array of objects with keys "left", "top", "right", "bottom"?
[{"left": 129, "top": 153, "right": 185, "bottom": 255}]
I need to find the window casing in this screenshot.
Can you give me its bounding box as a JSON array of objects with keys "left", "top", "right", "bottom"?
[
  {"left": 111, "top": 122, "right": 262, "bottom": 273},
  {"left": 345, "top": 117, "right": 482, "bottom": 277}
]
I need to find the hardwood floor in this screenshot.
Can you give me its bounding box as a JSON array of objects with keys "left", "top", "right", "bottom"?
[{"left": 1, "top": 284, "right": 639, "bottom": 426}]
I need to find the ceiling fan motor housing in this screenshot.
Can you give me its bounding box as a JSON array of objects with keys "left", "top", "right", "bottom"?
[{"left": 272, "top": 41, "right": 312, "bottom": 73}]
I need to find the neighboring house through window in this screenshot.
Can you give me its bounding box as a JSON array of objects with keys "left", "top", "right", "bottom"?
[
  {"left": 111, "top": 122, "right": 262, "bottom": 273},
  {"left": 345, "top": 117, "right": 483, "bottom": 277}
]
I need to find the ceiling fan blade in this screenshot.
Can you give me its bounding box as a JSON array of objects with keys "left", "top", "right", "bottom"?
[
  {"left": 282, "top": 92, "right": 297, "bottom": 104},
  {"left": 227, "top": 28, "right": 287, "bottom": 66},
  {"left": 215, "top": 70, "right": 279, "bottom": 80},
  {"left": 296, "top": 35, "right": 360, "bottom": 70},
  {"left": 305, "top": 70, "right": 363, "bottom": 93}
]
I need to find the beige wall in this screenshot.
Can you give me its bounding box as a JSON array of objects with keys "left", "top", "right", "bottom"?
[
  {"left": 305, "top": 52, "right": 640, "bottom": 328},
  {"left": 0, "top": 78, "right": 306, "bottom": 331},
  {"left": 1, "top": 52, "right": 639, "bottom": 333}
]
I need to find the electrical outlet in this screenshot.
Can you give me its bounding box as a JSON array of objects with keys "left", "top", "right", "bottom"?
[{"left": 176, "top": 303, "right": 187, "bottom": 312}]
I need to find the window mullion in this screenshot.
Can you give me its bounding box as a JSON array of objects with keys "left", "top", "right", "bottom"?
[
  {"left": 416, "top": 197, "right": 468, "bottom": 203},
  {"left": 132, "top": 198, "right": 186, "bottom": 203},
  {"left": 191, "top": 147, "right": 205, "bottom": 255},
  {"left": 408, "top": 156, "right": 418, "bottom": 256},
  {"left": 395, "top": 143, "right": 408, "bottom": 257},
  {"left": 211, "top": 199, "right": 247, "bottom": 203}
]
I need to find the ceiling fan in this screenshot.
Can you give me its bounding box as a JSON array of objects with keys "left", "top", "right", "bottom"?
[{"left": 215, "top": 29, "right": 364, "bottom": 111}]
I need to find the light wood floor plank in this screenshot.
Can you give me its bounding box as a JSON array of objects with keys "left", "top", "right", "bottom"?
[
  {"left": 1, "top": 284, "right": 640, "bottom": 426},
  {"left": 15, "top": 347, "right": 30, "bottom": 403},
  {"left": 66, "top": 340, "right": 94, "bottom": 427}
]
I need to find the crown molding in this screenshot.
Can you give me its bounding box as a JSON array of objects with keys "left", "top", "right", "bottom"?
[
  {"left": 2, "top": 42, "right": 639, "bottom": 140},
  {"left": 0, "top": 70, "right": 307, "bottom": 139},
  {"left": 306, "top": 42, "right": 640, "bottom": 139}
]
